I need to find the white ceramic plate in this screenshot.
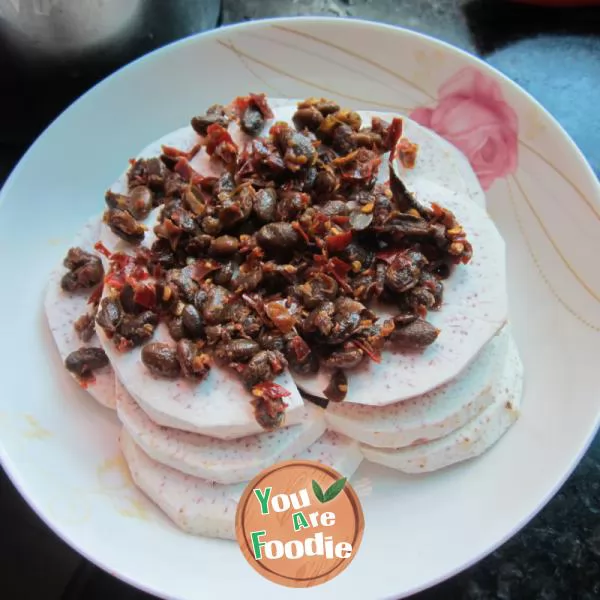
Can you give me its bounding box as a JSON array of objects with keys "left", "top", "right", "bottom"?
[{"left": 1, "top": 17, "right": 599, "bottom": 600}]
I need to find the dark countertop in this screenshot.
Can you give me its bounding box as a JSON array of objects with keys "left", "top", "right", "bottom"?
[{"left": 1, "top": 1, "right": 599, "bottom": 598}]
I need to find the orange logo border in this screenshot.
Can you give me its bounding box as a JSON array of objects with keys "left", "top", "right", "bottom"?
[{"left": 235, "top": 459, "right": 365, "bottom": 588}]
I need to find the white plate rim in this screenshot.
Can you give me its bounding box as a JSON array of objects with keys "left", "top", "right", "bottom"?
[{"left": 0, "top": 15, "right": 599, "bottom": 600}]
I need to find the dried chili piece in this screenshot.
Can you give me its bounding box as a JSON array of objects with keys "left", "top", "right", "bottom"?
[
  {"left": 161, "top": 143, "right": 202, "bottom": 161},
  {"left": 326, "top": 230, "right": 353, "bottom": 253},
  {"left": 397, "top": 138, "right": 418, "bottom": 169},
  {"left": 190, "top": 259, "right": 221, "bottom": 283},
  {"left": 172, "top": 157, "right": 204, "bottom": 184},
  {"left": 132, "top": 283, "right": 157, "bottom": 310},
  {"left": 252, "top": 381, "right": 291, "bottom": 401},
  {"left": 351, "top": 338, "right": 381, "bottom": 364},
  {"left": 288, "top": 335, "right": 311, "bottom": 363},
  {"left": 386, "top": 117, "right": 404, "bottom": 158},
  {"left": 204, "top": 124, "right": 238, "bottom": 166},
  {"left": 333, "top": 148, "right": 382, "bottom": 183},
  {"left": 94, "top": 241, "right": 112, "bottom": 258}
]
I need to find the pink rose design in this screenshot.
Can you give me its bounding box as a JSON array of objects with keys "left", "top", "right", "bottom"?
[{"left": 410, "top": 67, "right": 519, "bottom": 190}]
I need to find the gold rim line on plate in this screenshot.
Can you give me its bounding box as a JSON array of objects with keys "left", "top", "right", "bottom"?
[
  {"left": 229, "top": 45, "right": 290, "bottom": 98},
  {"left": 271, "top": 25, "right": 436, "bottom": 102},
  {"left": 237, "top": 31, "right": 419, "bottom": 97},
  {"left": 507, "top": 177, "right": 600, "bottom": 332},
  {"left": 518, "top": 139, "right": 600, "bottom": 221},
  {"left": 512, "top": 173, "right": 600, "bottom": 304},
  {"left": 217, "top": 40, "right": 412, "bottom": 112}
]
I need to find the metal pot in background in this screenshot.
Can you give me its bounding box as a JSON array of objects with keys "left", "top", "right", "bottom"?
[
  {"left": 0, "top": 0, "right": 221, "bottom": 66},
  {"left": 0, "top": 0, "right": 221, "bottom": 147}
]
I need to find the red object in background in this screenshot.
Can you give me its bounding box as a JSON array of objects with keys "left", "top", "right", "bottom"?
[{"left": 511, "top": 0, "right": 600, "bottom": 5}]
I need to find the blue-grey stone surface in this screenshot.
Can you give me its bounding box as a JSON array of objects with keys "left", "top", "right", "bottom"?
[
  {"left": 488, "top": 35, "right": 600, "bottom": 177},
  {"left": 222, "top": 0, "right": 477, "bottom": 53}
]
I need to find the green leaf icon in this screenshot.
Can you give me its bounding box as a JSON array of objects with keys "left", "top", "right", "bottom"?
[
  {"left": 312, "top": 479, "right": 325, "bottom": 503},
  {"left": 323, "top": 477, "right": 347, "bottom": 502},
  {"left": 312, "top": 477, "right": 347, "bottom": 503}
]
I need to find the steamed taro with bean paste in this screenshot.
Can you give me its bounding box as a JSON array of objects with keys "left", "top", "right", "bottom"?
[{"left": 60, "top": 94, "right": 473, "bottom": 430}]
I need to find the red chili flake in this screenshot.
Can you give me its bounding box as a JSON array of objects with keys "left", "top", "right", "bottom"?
[
  {"left": 94, "top": 241, "right": 112, "bottom": 258},
  {"left": 205, "top": 124, "right": 238, "bottom": 157},
  {"left": 431, "top": 203, "right": 444, "bottom": 218},
  {"left": 329, "top": 256, "right": 352, "bottom": 275},
  {"left": 329, "top": 271, "right": 353, "bottom": 294},
  {"left": 376, "top": 249, "right": 406, "bottom": 264},
  {"left": 155, "top": 217, "right": 184, "bottom": 251},
  {"left": 252, "top": 381, "right": 291, "bottom": 401},
  {"left": 292, "top": 221, "right": 311, "bottom": 244},
  {"left": 312, "top": 211, "right": 330, "bottom": 227},
  {"left": 268, "top": 353, "right": 286, "bottom": 376},
  {"left": 161, "top": 143, "right": 202, "bottom": 161},
  {"left": 191, "top": 173, "right": 208, "bottom": 186},
  {"left": 242, "top": 293, "right": 267, "bottom": 320},
  {"left": 116, "top": 337, "right": 133, "bottom": 353},
  {"left": 397, "top": 138, "right": 418, "bottom": 169},
  {"left": 352, "top": 338, "right": 382, "bottom": 364},
  {"left": 236, "top": 158, "right": 255, "bottom": 180},
  {"left": 104, "top": 253, "right": 137, "bottom": 289},
  {"left": 330, "top": 215, "right": 350, "bottom": 226},
  {"left": 87, "top": 284, "right": 103, "bottom": 306},
  {"left": 326, "top": 230, "right": 353, "bottom": 253},
  {"left": 231, "top": 95, "right": 252, "bottom": 116},
  {"left": 305, "top": 213, "right": 330, "bottom": 240},
  {"left": 130, "top": 265, "right": 149, "bottom": 281},
  {"left": 151, "top": 264, "right": 164, "bottom": 279},
  {"left": 173, "top": 157, "right": 202, "bottom": 182},
  {"left": 229, "top": 362, "right": 247, "bottom": 375},
  {"left": 233, "top": 94, "right": 273, "bottom": 121},
  {"left": 110, "top": 252, "right": 134, "bottom": 270},
  {"left": 316, "top": 256, "right": 352, "bottom": 292},
  {"left": 247, "top": 246, "right": 265, "bottom": 263},
  {"left": 78, "top": 376, "right": 95, "bottom": 389},
  {"left": 133, "top": 283, "right": 156, "bottom": 309},
  {"left": 237, "top": 237, "right": 254, "bottom": 255},
  {"left": 269, "top": 122, "right": 288, "bottom": 138},
  {"left": 387, "top": 117, "right": 404, "bottom": 160},
  {"left": 104, "top": 273, "right": 126, "bottom": 290},
  {"left": 249, "top": 93, "right": 274, "bottom": 118},
  {"left": 335, "top": 149, "right": 381, "bottom": 182},
  {"left": 197, "top": 175, "right": 218, "bottom": 191},
  {"left": 423, "top": 278, "right": 437, "bottom": 291},
  {"left": 430, "top": 202, "right": 454, "bottom": 227},
  {"left": 191, "top": 259, "right": 221, "bottom": 283},
  {"left": 289, "top": 335, "right": 311, "bottom": 362}
]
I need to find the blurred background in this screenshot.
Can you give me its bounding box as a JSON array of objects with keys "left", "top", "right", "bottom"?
[{"left": 1, "top": 1, "right": 599, "bottom": 598}]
